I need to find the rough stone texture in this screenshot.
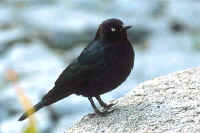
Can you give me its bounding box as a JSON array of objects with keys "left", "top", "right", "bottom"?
[{"left": 66, "top": 67, "right": 200, "bottom": 133}]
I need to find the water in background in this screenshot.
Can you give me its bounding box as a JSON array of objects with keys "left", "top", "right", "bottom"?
[{"left": 0, "top": 0, "right": 200, "bottom": 133}]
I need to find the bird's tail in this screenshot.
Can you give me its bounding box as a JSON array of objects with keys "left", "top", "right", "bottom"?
[
  {"left": 18, "top": 101, "right": 45, "bottom": 121},
  {"left": 18, "top": 87, "right": 73, "bottom": 121}
]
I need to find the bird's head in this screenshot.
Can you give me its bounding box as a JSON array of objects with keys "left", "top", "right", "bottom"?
[{"left": 95, "top": 18, "right": 132, "bottom": 42}]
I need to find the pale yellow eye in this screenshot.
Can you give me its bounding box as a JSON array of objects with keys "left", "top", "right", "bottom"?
[{"left": 111, "top": 27, "right": 116, "bottom": 32}]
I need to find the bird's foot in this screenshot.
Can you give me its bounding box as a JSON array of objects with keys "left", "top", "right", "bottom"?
[
  {"left": 88, "top": 97, "right": 116, "bottom": 117},
  {"left": 96, "top": 96, "right": 118, "bottom": 109},
  {"left": 102, "top": 101, "right": 118, "bottom": 109}
]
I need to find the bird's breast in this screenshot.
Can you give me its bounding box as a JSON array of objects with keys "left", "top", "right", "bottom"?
[
  {"left": 100, "top": 42, "right": 134, "bottom": 90},
  {"left": 81, "top": 41, "right": 134, "bottom": 97},
  {"left": 105, "top": 42, "right": 134, "bottom": 70}
]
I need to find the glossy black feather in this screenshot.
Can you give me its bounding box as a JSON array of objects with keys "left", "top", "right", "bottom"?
[{"left": 19, "top": 18, "right": 135, "bottom": 121}]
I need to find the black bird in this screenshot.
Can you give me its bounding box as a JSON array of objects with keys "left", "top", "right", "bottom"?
[{"left": 19, "top": 18, "right": 135, "bottom": 121}]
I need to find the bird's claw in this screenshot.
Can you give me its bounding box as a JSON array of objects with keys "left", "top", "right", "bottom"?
[{"left": 102, "top": 102, "right": 117, "bottom": 109}]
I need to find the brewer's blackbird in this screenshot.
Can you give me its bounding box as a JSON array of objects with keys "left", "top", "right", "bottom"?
[{"left": 19, "top": 18, "right": 135, "bottom": 121}]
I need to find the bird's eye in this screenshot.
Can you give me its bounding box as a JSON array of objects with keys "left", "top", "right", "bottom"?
[{"left": 111, "top": 27, "right": 116, "bottom": 32}]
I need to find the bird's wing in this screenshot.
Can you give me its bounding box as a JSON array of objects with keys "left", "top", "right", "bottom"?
[{"left": 55, "top": 41, "right": 107, "bottom": 89}]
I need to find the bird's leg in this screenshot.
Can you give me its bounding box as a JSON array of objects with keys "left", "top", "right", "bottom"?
[
  {"left": 88, "top": 97, "right": 114, "bottom": 116},
  {"left": 95, "top": 96, "right": 116, "bottom": 109}
]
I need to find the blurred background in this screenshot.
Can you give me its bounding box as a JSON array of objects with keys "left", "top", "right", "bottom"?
[{"left": 0, "top": 0, "right": 200, "bottom": 133}]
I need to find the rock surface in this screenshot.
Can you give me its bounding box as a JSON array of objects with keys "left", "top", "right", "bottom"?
[{"left": 66, "top": 67, "right": 200, "bottom": 133}]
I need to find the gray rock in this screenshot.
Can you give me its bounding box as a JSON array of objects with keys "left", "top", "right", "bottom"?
[{"left": 66, "top": 67, "right": 200, "bottom": 133}]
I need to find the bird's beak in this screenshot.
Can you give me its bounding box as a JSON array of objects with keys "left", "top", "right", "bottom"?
[{"left": 123, "top": 25, "right": 132, "bottom": 30}]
